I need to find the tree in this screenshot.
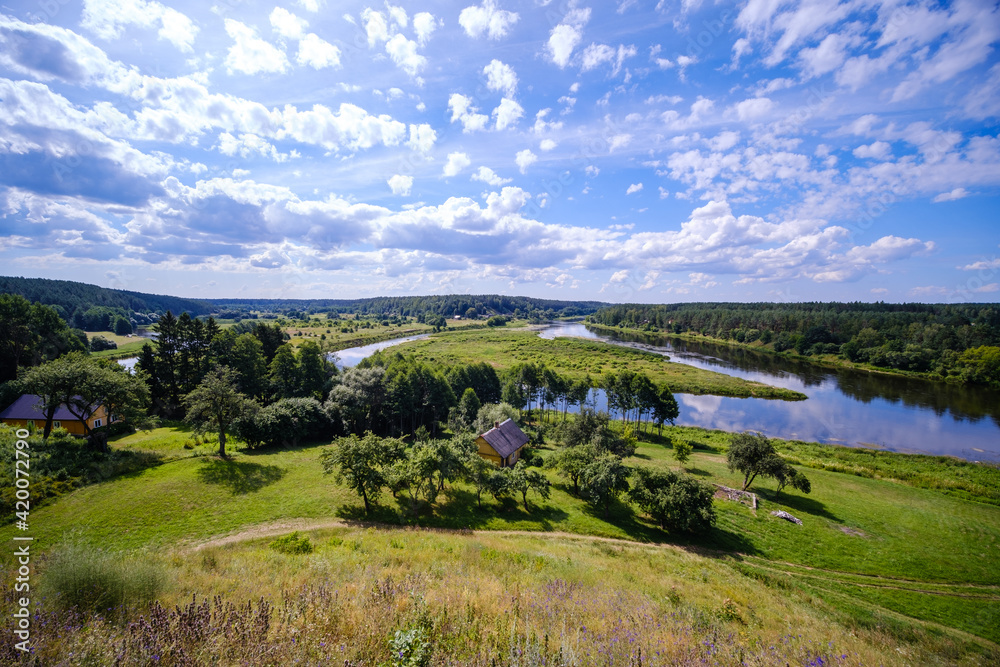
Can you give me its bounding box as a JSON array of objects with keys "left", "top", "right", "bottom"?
[
  {"left": 673, "top": 440, "right": 693, "bottom": 468},
  {"left": 268, "top": 344, "right": 299, "bottom": 399},
  {"left": 473, "top": 402, "right": 519, "bottom": 435},
  {"left": 506, "top": 461, "right": 551, "bottom": 511},
  {"left": 726, "top": 431, "right": 789, "bottom": 492},
  {"left": 297, "top": 340, "right": 332, "bottom": 398},
  {"left": 653, "top": 385, "right": 679, "bottom": 435},
  {"left": 320, "top": 432, "right": 405, "bottom": 515},
  {"left": 182, "top": 366, "right": 253, "bottom": 458},
  {"left": 227, "top": 333, "right": 268, "bottom": 399},
  {"left": 579, "top": 453, "right": 631, "bottom": 518},
  {"left": 20, "top": 353, "right": 151, "bottom": 449},
  {"left": 453, "top": 387, "right": 481, "bottom": 431},
  {"left": 628, "top": 466, "right": 716, "bottom": 533},
  {"left": 546, "top": 443, "right": 595, "bottom": 496},
  {"left": 464, "top": 453, "right": 496, "bottom": 509}
]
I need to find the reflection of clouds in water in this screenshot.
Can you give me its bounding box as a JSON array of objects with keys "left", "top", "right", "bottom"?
[{"left": 679, "top": 394, "right": 722, "bottom": 415}]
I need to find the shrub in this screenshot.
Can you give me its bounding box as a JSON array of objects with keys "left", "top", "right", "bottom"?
[
  {"left": 270, "top": 532, "right": 314, "bottom": 555},
  {"left": 41, "top": 541, "right": 166, "bottom": 613},
  {"left": 629, "top": 466, "right": 716, "bottom": 533}
]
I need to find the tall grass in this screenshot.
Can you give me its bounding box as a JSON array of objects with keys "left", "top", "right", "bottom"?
[{"left": 40, "top": 541, "right": 167, "bottom": 614}]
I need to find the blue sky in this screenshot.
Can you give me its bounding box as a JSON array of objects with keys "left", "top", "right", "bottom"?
[{"left": 0, "top": 0, "right": 998, "bottom": 303}]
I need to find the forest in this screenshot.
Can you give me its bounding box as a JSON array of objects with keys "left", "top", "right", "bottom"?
[{"left": 590, "top": 301, "right": 1000, "bottom": 387}]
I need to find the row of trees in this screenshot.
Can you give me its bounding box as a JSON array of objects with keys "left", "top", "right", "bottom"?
[{"left": 590, "top": 302, "right": 1000, "bottom": 386}]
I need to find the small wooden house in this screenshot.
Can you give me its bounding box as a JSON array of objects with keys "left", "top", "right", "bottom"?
[
  {"left": 0, "top": 394, "right": 113, "bottom": 436},
  {"left": 476, "top": 418, "right": 529, "bottom": 468}
]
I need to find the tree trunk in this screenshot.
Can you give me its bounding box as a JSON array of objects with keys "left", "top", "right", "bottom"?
[{"left": 218, "top": 426, "right": 227, "bottom": 458}]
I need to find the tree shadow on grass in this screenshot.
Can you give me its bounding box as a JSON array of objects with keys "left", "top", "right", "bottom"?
[
  {"left": 196, "top": 458, "right": 286, "bottom": 494},
  {"left": 335, "top": 486, "right": 570, "bottom": 531},
  {"left": 681, "top": 467, "right": 712, "bottom": 477}
]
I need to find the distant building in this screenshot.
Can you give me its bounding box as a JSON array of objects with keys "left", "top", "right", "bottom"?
[
  {"left": 0, "top": 394, "right": 115, "bottom": 436},
  {"left": 476, "top": 418, "right": 529, "bottom": 467}
]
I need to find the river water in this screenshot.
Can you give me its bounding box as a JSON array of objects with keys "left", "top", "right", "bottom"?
[
  {"left": 538, "top": 322, "right": 1000, "bottom": 462},
  {"left": 120, "top": 323, "right": 1000, "bottom": 461}
]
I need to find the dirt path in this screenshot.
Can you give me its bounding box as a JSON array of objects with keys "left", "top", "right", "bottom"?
[{"left": 187, "top": 518, "right": 714, "bottom": 556}]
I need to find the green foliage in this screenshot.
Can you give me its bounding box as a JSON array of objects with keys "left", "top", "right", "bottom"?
[
  {"left": 579, "top": 453, "right": 631, "bottom": 518},
  {"left": 628, "top": 466, "right": 716, "bottom": 533},
  {"left": 387, "top": 626, "right": 432, "bottom": 667},
  {"left": 0, "top": 293, "right": 87, "bottom": 383},
  {"left": 40, "top": 540, "right": 166, "bottom": 614},
  {"left": 182, "top": 365, "right": 254, "bottom": 457},
  {"left": 472, "top": 402, "right": 519, "bottom": 435},
  {"left": 590, "top": 302, "right": 1000, "bottom": 383},
  {"left": 546, "top": 443, "right": 596, "bottom": 496},
  {"left": 270, "top": 531, "right": 314, "bottom": 554},
  {"left": 321, "top": 432, "right": 406, "bottom": 514},
  {"left": 89, "top": 335, "right": 118, "bottom": 352},
  {"left": 673, "top": 440, "right": 693, "bottom": 466}
]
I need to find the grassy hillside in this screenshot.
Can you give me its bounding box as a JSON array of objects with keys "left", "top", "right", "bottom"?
[{"left": 4, "top": 422, "right": 998, "bottom": 664}]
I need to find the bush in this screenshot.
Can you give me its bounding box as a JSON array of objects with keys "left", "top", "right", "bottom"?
[
  {"left": 270, "top": 532, "right": 314, "bottom": 555},
  {"left": 90, "top": 335, "right": 117, "bottom": 352},
  {"left": 628, "top": 466, "right": 716, "bottom": 533},
  {"left": 41, "top": 541, "right": 166, "bottom": 613}
]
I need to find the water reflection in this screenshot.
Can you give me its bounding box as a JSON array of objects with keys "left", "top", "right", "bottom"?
[{"left": 540, "top": 322, "right": 1000, "bottom": 461}]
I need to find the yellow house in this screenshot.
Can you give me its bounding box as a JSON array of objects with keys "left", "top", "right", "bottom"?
[
  {"left": 476, "top": 418, "right": 529, "bottom": 468},
  {"left": 0, "top": 394, "right": 114, "bottom": 436}
]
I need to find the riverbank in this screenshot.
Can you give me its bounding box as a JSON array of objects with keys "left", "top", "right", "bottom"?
[
  {"left": 387, "top": 327, "right": 807, "bottom": 400},
  {"left": 584, "top": 322, "right": 958, "bottom": 384}
]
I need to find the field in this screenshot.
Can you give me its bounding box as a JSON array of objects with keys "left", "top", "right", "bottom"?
[
  {"left": 4, "top": 419, "right": 999, "bottom": 664},
  {"left": 387, "top": 327, "right": 807, "bottom": 399}
]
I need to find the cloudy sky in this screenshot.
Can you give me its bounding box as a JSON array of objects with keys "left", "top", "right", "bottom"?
[{"left": 0, "top": 0, "right": 998, "bottom": 303}]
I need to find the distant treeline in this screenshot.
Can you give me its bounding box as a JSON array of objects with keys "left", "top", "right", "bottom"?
[
  {"left": 212, "top": 294, "right": 606, "bottom": 320},
  {"left": 0, "top": 276, "right": 211, "bottom": 322},
  {"left": 590, "top": 302, "right": 1000, "bottom": 387},
  {"left": 1, "top": 276, "right": 604, "bottom": 325}
]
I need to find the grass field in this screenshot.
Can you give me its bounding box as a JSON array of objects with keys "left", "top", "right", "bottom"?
[
  {"left": 387, "top": 327, "right": 807, "bottom": 400},
  {"left": 4, "top": 420, "right": 998, "bottom": 663}
]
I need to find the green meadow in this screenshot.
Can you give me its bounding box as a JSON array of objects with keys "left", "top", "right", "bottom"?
[
  {"left": 4, "top": 418, "right": 998, "bottom": 664},
  {"left": 387, "top": 327, "right": 807, "bottom": 399}
]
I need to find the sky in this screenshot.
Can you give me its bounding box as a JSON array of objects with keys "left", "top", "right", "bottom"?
[{"left": 0, "top": 0, "right": 998, "bottom": 304}]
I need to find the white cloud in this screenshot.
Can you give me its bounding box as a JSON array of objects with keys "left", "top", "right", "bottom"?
[
  {"left": 933, "top": 188, "right": 969, "bottom": 203},
  {"left": 732, "top": 97, "right": 773, "bottom": 122},
  {"left": 581, "top": 43, "right": 636, "bottom": 75},
  {"left": 296, "top": 0, "right": 320, "bottom": 11},
  {"left": 361, "top": 8, "right": 389, "bottom": 46},
  {"left": 515, "top": 149, "right": 538, "bottom": 174},
  {"left": 413, "top": 12, "right": 438, "bottom": 45},
  {"left": 297, "top": 34, "right": 341, "bottom": 69},
  {"left": 224, "top": 19, "right": 289, "bottom": 75},
  {"left": 626, "top": 183, "right": 643, "bottom": 195},
  {"left": 459, "top": 0, "right": 520, "bottom": 40},
  {"left": 472, "top": 166, "right": 512, "bottom": 187},
  {"left": 407, "top": 124, "right": 437, "bottom": 153},
  {"left": 82, "top": 0, "right": 198, "bottom": 52},
  {"left": 385, "top": 34, "right": 426, "bottom": 77},
  {"left": 539, "top": 139, "right": 557, "bottom": 152},
  {"left": 448, "top": 94, "right": 490, "bottom": 133},
  {"left": 960, "top": 258, "right": 1000, "bottom": 271},
  {"left": 547, "top": 7, "right": 591, "bottom": 68},
  {"left": 853, "top": 141, "right": 891, "bottom": 160},
  {"left": 443, "top": 152, "right": 471, "bottom": 177},
  {"left": 388, "top": 174, "right": 413, "bottom": 196},
  {"left": 270, "top": 7, "right": 308, "bottom": 39},
  {"left": 609, "top": 134, "right": 632, "bottom": 151},
  {"left": 493, "top": 97, "right": 524, "bottom": 130},
  {"left": 483, "top": 59, "right": 518, "bottom": 96}
]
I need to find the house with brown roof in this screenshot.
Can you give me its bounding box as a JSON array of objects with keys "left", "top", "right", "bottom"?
[
  {"left": 476, "top": 418, "right": 529, "bottom": 467},
  {"left": 0, "top": 394, "right": 115, "bottom": 436}
]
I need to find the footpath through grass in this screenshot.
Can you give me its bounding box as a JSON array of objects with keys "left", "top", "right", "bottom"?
[{"left": 391, "top": 328, "right": 806, "bottom": 399}]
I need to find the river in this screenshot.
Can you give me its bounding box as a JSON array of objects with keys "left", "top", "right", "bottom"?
[
  {"left": 539, "top": 322, "right": 1000, "bottom": 462},
  {"left": 119, "top": 323, "right": 1000, "bottom": 461}
]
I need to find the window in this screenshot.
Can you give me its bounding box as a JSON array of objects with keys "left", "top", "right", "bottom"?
[
  {"left": 93, "top": 418, "right": 103, "bottom": 428},
  {"left": 53, "top": 421, "right": 61, "bottom": 429}
]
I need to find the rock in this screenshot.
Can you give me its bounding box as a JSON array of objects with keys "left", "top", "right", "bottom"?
[{"left": 771, "top": 510, "right": 802, "bottom": 525}]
